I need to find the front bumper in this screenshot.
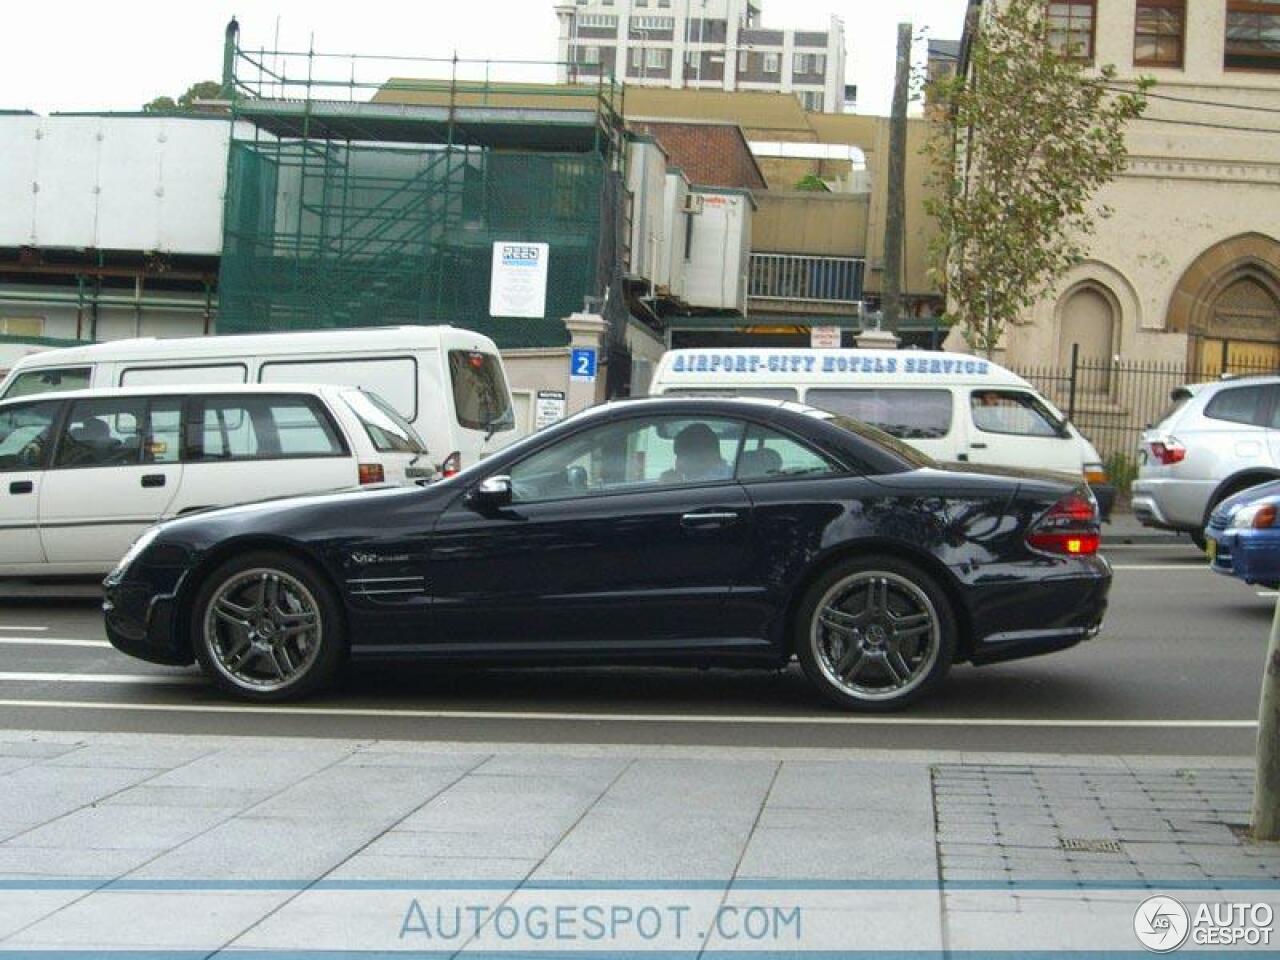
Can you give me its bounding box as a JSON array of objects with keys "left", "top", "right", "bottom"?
[
  {"left": 1205, "top": 527, "right": 1280, "bottom": 586},
  {"left": 102, "top": 569, "right": 192, "bottom": 666}
]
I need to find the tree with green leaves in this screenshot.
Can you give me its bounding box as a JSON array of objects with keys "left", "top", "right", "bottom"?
[
  {"left": 923, "top": 0, "right": 1152, "bottom": 357},
  {"left": 143, "top": 81, "right": 223, "bottom": 113}
]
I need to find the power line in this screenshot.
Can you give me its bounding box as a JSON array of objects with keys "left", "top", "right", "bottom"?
[
  {"left": 1135, "top": 112, "right": 1280, "bottom": 134},
  {"left": 1104, "top": 84, "right": 1280, "bottom": 115}
]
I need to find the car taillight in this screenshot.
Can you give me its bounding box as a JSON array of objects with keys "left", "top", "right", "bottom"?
[
  {"left": 1027, "top": 490, "right": 1101, "bottom": 556},
  {"left": 441, "top": 451, "right": 462, "bottom": 478},
  {"left": 358, "top": 463, "right": 385, "bottom": 485},
  {"left": 1149, "top": 438, "right": 1186, "bottom": 465}
]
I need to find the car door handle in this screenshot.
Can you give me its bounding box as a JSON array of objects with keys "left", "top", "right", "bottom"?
[
  {"left": 141, "top": 474, "right": 166, "bottom": 488},
  {"left": 970, "top": 443, "right": 988, "bottom": 449},
  {"left": 9, "top": 481, "right": 33, "bottom": 495},
  {"left": 956, "top": 453, "right": 969, "bottom": 462},
  {"left": 681, "top": 510, "right": 740, "bottom": 527}
]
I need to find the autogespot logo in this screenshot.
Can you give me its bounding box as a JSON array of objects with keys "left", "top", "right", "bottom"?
[{"left": 1134, "top": 896, "right": 1191, "bottom": 953}]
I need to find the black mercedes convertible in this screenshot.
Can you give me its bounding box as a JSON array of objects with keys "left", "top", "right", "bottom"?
[{"left": 103, "top": 397, "right": 1110, "bottom": 710}]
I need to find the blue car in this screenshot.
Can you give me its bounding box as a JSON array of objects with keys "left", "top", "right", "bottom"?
[{"left": 1204, "top": 479, "right": 1280, "bottom": 589}]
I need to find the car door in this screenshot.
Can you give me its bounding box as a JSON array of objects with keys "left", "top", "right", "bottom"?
[
  {"left": 173, "top": 393, "right": 355, "bottom": 514},
  {"left": 38, "top": 395, "right": 184, "bottom": 567},
  {"left": 0, "top": 399, "right": 62, "bottom": 570},
  {"left": 964, "top": 389, "right": 1081, "bottom": 475},
  {"left": 430, "top": 414, "right": 754, "bottom": 650}
]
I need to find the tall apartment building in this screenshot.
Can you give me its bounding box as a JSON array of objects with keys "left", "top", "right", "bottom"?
[{"left": 553, "top": 0, "right": 849, "bottom": 113}]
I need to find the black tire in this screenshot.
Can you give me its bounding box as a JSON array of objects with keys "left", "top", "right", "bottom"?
[
  {"left": 795, "top": 555, "right": 957, "bottom": 712},
  {"left": 190, "top": 550, "right": 346, "bottom": 702},
  {"left": 1189, "top": 530, "right": 1207, "bottom": 552}
]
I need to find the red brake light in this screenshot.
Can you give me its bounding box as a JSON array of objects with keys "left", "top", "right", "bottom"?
[
  {"left": 441, "top": 451, "right": 462, "bottom": 478},
  {"left": 1027, "top": 491, "right": 1100, "bottom": 556},
  {"left": 358, "top": 463, "right": 385, "bottom": 485},
  {"left": 1149, "top": 438, "right": 1186, "bottom": 465}
]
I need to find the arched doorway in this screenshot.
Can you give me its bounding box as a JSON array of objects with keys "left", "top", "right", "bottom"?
[
  {"left": 1058, "top": 282, "right": 1117, "bottom": 390},
  {"left": 1166, "top": 234, "right": 1280, "bottom": 377}
]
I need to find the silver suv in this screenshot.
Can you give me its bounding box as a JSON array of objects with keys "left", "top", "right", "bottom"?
[{"left": 1132, "top": 376, "right": 1280, "bottom": 547}]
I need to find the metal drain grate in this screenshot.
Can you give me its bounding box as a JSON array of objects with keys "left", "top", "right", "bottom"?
[{"left": 1061, "top": 838, "right": 1123, "bottom": 854}]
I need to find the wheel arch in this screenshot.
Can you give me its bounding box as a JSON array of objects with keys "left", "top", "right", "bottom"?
[
  {"left": 172, "top": 535, "right": 348, "bottom": 662},
  {"left": 782, "top": 539, "right": 975, "bottom": 661}
]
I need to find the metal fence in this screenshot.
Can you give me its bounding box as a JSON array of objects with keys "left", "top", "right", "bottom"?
[
  {"left": 1011, "top": 347, "right": 1280, "bottom": 479},
  {"left": 748, "top": 253, "right": 865, "bottom": 304}
]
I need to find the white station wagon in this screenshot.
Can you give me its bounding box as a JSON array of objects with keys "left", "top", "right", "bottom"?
[{"left": 0, "top": 383, "right": 428, "bottom": 576}]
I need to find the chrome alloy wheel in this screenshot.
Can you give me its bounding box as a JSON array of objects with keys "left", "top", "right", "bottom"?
[
  {"left": 202, "top": 568, "right": 323, "bottom": 693},
  {"left": 809, "top": 571, "right": 940, "bottom": 703}
]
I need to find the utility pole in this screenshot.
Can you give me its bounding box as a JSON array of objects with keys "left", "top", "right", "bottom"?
[{"left": 882, "top": 21, "right": 912, "bottom": 333}]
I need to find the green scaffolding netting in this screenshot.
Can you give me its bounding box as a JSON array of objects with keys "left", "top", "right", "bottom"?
[{"left": 217, "top": 140, "right": 609, "bottom": 349}]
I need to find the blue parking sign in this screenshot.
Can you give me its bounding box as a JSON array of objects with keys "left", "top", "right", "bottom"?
[{"left": 570, "top": 348, "right": 598, "bottom": 382}]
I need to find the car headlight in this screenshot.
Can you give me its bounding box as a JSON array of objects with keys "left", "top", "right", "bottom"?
[
  {"left": 110, "top": 526, "right": 162, "bottom": 577},
  {"left": 1231, "top": 504, "right": 1278, "bottom": 530}
]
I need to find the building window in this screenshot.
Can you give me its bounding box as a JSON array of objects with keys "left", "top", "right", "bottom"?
[
  {"left": 763, "top": 52, "right": 781, "bottom": 73},
  {"left": 1134, "top": 0, "right": 1186, "bottom": 66},
  {"left": 580, "top": 45, "right": 601, "bottom": 64},
  {"left": 658, "top": 0, "right": 670, "bottom": 6},
  {"left": 797, "top": 90, "right": 825, "bottom": 111},
  {"left": 630, "top": 47, "right": 644, "bottom": 68},
  {"left": 645, "top": 47, "right": 669, "bottom": 69},
  {"left": 0, "top": 317, "right": 44, "bottom": 337},
  {"left": 635, "top": 0, "right": 648, "bottom": 5},
  {"left": 631, "top": 15, "right": 674, "bottom": 32},
  {"left": 1226, "top": 0, "right": 1280, "bottom": 71},
  {"left": 738, "top": 50, "right": 750, "bottom": 72},
  {"left": 793, "top": 52, "right": 826, "bottom": 74},
  {"left": 577, "top": 13, "right": 617, "bottom": 29},
  {"left": 1047, "top": 1, "right": 1097, "bottom": 61}
]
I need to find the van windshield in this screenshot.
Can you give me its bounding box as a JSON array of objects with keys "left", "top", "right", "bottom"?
[
  {"left": 448, "top": 350, "right": 514, "bottom": 433},
  {"left": 2, "top": 367, "right": 91, "bottom": 399},
  {"left": 342, "top": 390, "right": 427, "bottom": 454}
]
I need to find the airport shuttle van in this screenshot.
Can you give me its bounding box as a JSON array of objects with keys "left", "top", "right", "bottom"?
[
  {"left": 649, "top": 348, "right": 1114, "bottom": 516},
  {"left": 0, "top": 325, "right": 517, "bottom": 477}
]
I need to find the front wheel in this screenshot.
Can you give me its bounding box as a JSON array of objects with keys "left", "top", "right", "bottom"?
[
  {"left": 191, "top": 551, "right": 346, "bottom": 701},
  {"left": 796, "top": 557, "right": 957, "bottom": 711}
]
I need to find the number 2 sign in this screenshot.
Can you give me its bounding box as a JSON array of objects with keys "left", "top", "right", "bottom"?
[{"left": 570, "top": 348, "right": 598, "bottom": 382}]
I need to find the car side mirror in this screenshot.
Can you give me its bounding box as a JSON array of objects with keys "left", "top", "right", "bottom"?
[{"left": 471, "top": 475, "right": 513, "bottom": 508}]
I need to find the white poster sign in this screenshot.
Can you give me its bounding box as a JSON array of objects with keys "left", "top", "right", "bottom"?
[
  {"left": 810, "top": 325, "right": 843, "bottom": 349},
  {"left": 489, "top": 242, "right": 550, "bottom": 319},
  {"left": 534, "top": 389, "right": 567, "bottom": 431}
]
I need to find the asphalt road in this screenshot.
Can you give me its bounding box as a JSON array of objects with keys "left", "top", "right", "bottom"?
[{"left": 0, "top": 541, "right": 1268, "bottom": 756}]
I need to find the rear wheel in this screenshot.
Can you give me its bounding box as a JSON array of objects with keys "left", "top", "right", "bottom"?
[
  {"left": 191, "top": 551, "right": 346, "bottom": 701},
  {"left": 796, "top": 556, "right": 956, "bottom": 712}
]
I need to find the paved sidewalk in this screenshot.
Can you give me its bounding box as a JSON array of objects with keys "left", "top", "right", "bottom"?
[{"left": 0, "top": 731, "right": 1275, "bottom": 954}]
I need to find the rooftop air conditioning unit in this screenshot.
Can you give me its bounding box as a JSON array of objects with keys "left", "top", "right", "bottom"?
[{"left": 683, "top": 194, "right": 705, "bottom": 214}]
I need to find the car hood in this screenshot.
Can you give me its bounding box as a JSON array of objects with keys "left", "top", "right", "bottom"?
[{"left": 1217, "top": 479, "right": 1280, "bottom": 519}]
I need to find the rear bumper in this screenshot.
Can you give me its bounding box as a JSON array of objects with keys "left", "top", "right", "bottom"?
[
  {"left": 966, "top": 558, "right": 1111, "bottom": 666},
  {"left": 1131, "top": 477, "right": 1214, "bottom": 532}
]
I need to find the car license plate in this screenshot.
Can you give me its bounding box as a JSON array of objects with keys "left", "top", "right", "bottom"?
[{"left": 1206, "top": 538, "right": 1217, "bottom": 562}]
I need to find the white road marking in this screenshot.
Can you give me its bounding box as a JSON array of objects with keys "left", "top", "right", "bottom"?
[
  {"left": 0, "top": 696, "right": 1255, "bottom": 728},
  {"left": 0, "top": 626, "right": 48, "bottom": 631},
  {"left": 0, "top": 672, "right": 196, "bottom": 685},
  {"left": 1110, "top": 564, "right": 1210, "bottom": 571},
  {"left": 0, "top": 637, "right": 111, "bottom": 648},
  {"left": 1258, "top": 591, "right": 1279, "bottom": 599}
]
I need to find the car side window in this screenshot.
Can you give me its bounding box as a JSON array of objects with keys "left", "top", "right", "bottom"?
[
  {"left": 54, "top": 397, "right": 149, "bottom": 469},
  {"left": 970, "top": 390, "right": 1062, "bottom": 437},
  {"left": 1207, "top": 386, "right": 1269, "bottom": 427},
  {"left": 1, "top": 367, "right": 91, "bottom": 400},
  {"left": 0, "top": 400, "right": 60, "bottom": 472},
  {"left": 736, "top": 424, "right": 840, "bottom": 481},
  {"left": 146, "top": 401, "right": 183, "bottom": 464},
  {"left": 508, "top": 416, "right": 745, "bottom": 503},
  {"left": 188, "top": 396, "right": 344, "bottom": 462}
]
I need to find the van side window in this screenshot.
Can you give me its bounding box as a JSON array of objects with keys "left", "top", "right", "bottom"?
[
  {"left": 2, "top": 367, "right": 91, "bottom": 400},
  {"left": 54, "top": 397, "right": 149, "bottom": 468},
  {"left": 449, "top": 351, "right": 514, "bottom": 432},
  {"left": 120, "top": 364, "right": 247, "bottom": 388},
  {"left": 807, "top": 388, "right": 952, "bottom": 440},
  {"left": 188, "top": 396, "right": 345, "bottom": 462},
  {"left": 260, "top": 357, "right": 418, "bottom": 421},
  {"left": 0, "top": 400, "right": 60, "bottom": 472},
  {"left": 970, "top": 390, "right": 1062, "bottom": 437}
]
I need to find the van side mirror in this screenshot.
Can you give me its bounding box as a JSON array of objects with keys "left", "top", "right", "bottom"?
[{"left": 471, "top": 475, "right": 513, "bottom": 508}]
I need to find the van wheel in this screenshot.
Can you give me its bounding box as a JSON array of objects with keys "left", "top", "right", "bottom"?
[
  {"left": 796, "top": 556, "right": 956, "bottom": 712},
  {"left": 191, "top": 551, "right": 345, "bottom": 702}
]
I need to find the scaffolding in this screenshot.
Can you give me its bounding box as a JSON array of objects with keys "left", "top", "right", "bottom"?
[{"left": 217, "top": 31, "right": 626, "bottom": 349}]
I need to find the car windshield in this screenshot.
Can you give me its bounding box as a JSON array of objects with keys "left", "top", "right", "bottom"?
[
  {"left": 341, "top": 389, "right": 427, "bottom": 454},
  {"left": 801, "top": 407, "right": 937, "bottom": 469}
]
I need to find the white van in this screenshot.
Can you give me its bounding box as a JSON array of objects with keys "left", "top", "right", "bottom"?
[
  {"left": 0, "top": 325, "right": 516, "bottom": 478},
  {"left": 649, "top": 348, "right": 1114, "bottom": 514},
  {"left": 0, "top": 383, "right": 429, "bottom": 576}
]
